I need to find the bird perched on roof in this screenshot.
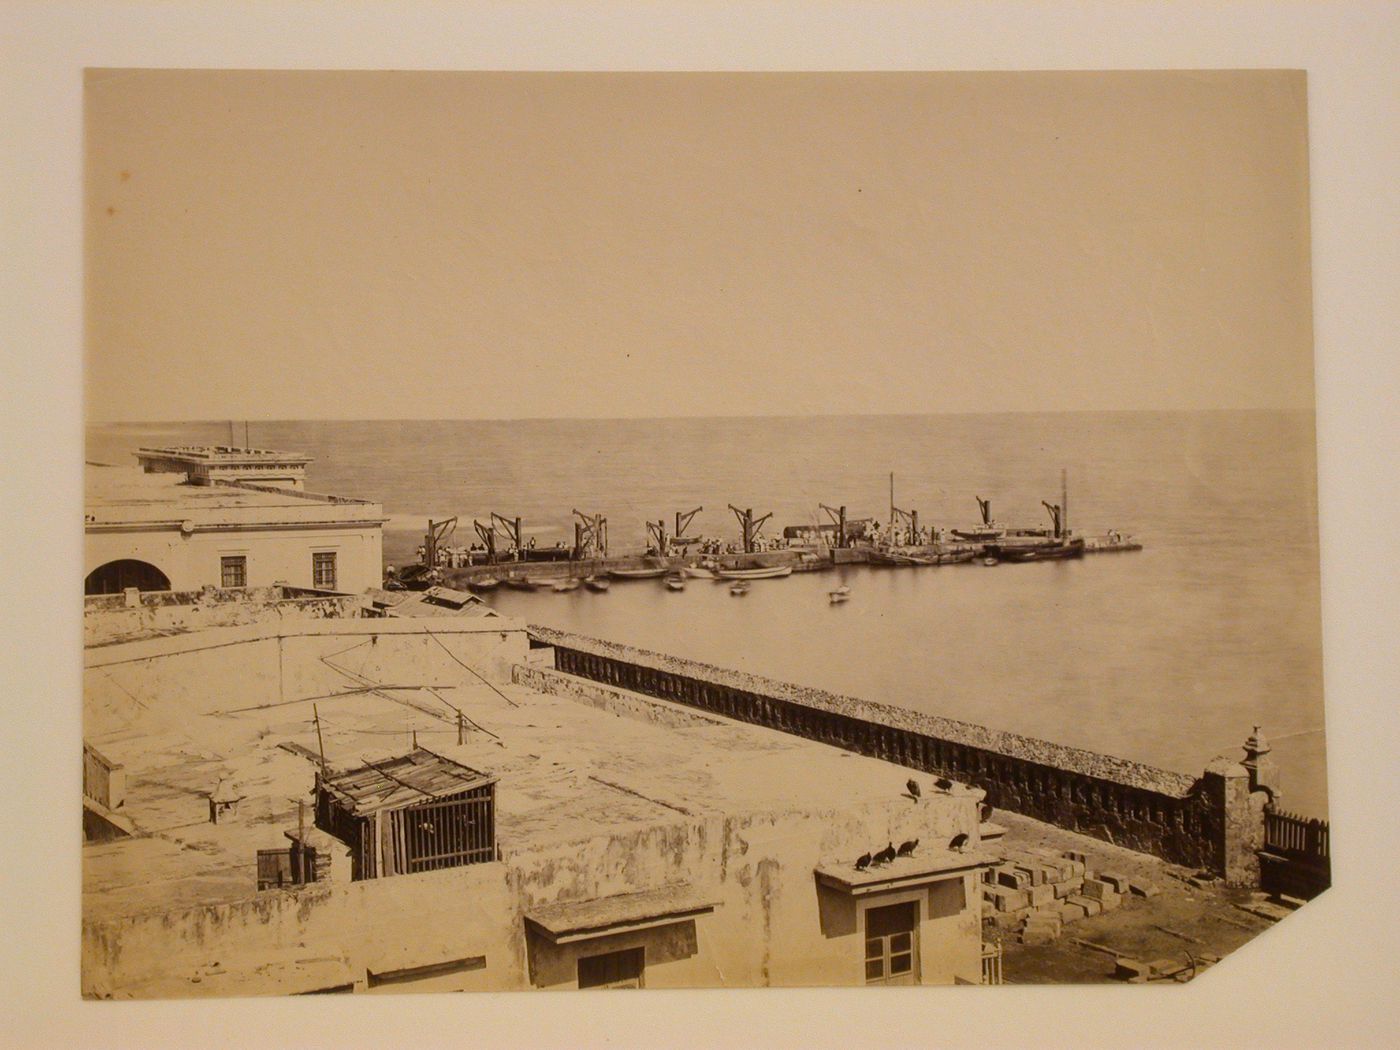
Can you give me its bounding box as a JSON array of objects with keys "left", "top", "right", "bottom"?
[
  {"left": 896, "top": 838, "right": 919, "bottom": 857},
  {"left": 948, "top": 833, "right": 969, "bottom": 852},
  {"left": 873, "top": 841, "right": 897, "bottom": 866},
  {"left": 934, "top": 777, "right": 954, "bottom": 792},
  {"left": 906, "top": 778, "right": 921, "bottom": 799},
  {"left": 854, "top": 852, "right": 872, "bottom": 871}
]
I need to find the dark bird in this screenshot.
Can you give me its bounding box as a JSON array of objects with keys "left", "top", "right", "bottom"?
[
  {"left": 854, "top": 852, "right": 872, "bottom": 871},
  {"left": 896, "top": 838, "right": 919, "bottom": 857},
  {"left": 906, "top": 778, "right": 921, "bottom": 799},
  {"left": 934, "top": 777, "right": 954, "bottom": 792},
  {"left": 873, "top": 841, "right": 897, "bottom": 866},
  {"left": 949, "top": 833, "right": 969, "bottom": 852}
]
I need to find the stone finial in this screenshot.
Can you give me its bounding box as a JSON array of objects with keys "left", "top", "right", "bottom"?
[
  {"left": 1243, "top": 726, "right": 1270, "bottom": 758},
  {"left": 1241, "top": 726, "right": 1281, "bottom": 802}
]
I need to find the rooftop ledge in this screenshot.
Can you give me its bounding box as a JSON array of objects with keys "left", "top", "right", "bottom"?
[
  {"left": 524, "top": 884, "right": 720, "bottom": 944},
  {"left": 815, "top": 849, "right": 997, "bottom": 896}
]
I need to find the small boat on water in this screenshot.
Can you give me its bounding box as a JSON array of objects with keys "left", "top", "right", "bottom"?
[
  {"left": 504, "top": 576, "right": 538, "bottom": 591},
  {"left": 828, "top": 585, "right": 851, "bottom": 603},
  {"left": 552, "top": 578, "right": 582, "bottom": 592},
  {"left": 584, "top": 576, "right": 610, "bottom": 592},
  {"left": 609, "top": 567, "right": 670, "bottom": 580},
  {"left": 683, "top": 565, "right": 718, "bottom": 579},
  {"left": 869, "top": 549, "right": 935, "bottom": 567},
  {"left": 989, "top": 538, "right": 1086, "bottom": 562},
  {"left": 715, "top": 565, "right": 793, "bottom": 580},
  {"left": 665, "top": 575, "right": 686, "bottom": 591},
  {"left": 467, "top": 576, "right": 500, "bottom": 591},
  {"left": 934, "top": 550, "right": 977, "bottom": 565},
  {"left": 729, "top": 581, "right": 751, "bottom": 596}
]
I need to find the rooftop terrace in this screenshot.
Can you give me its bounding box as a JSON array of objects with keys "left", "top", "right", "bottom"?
[
  {"left": 85, "top": 466, "right": 379, "bottom": 526},
  {"left": 83, "top": 621, "right": 968, "bottom": 923}
]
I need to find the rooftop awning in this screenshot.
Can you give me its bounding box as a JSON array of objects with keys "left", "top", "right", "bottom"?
[
  {"left": 815, "top": 849, "right": 997, "bottom": 897},
  {"left": 524, "top": 884, "right": 720, "bottom": 945}
]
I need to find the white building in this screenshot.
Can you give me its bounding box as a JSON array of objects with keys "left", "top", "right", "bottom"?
[{"left": 84, "top": 447, "right": 385, "bottom": 595}]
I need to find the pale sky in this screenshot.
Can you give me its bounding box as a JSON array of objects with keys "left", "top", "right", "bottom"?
[{"left": 84, "top": 69, "right": 1314, "bottom": 422}]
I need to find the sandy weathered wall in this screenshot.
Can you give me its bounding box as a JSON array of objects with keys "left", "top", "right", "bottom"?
[{"left": 82, "top": 860, "right": 518, "bottom": 998}]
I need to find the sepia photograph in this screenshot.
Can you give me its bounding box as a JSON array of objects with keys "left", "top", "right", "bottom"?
[{"left": 77, "top": 67, "right": 1332, "bottom": 999}]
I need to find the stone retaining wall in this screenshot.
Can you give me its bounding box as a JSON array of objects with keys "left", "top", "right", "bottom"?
[{"left": 526, "top": 626, "right": 1259, "bottom": 879}]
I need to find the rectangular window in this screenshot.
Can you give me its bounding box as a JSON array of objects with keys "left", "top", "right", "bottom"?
[
  {"left": 578, "top": 947, "right": 645, "bottom": 989},
  {"left": 864, "top": 901, "right": 919, "bottom": 985},
  {"left": 312, "top": 551, "right": 337, "bottom": 589},
  {"left": 220, "top": 555, "right": 247, "bottom": 588}
]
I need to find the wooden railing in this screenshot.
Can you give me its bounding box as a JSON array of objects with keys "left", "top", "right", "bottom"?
[
  {"left": 1264, "top": 808, "right": 1329, "bottom": 862},
  {"left": 1261, "top": 807, "right": 1330, "bottom": 900},
  {"left": 981, "top": 941, "right": 1004, "bottom": 985}
]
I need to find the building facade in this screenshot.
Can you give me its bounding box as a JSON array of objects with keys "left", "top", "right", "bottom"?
[{"left": 84, "top": 447, "right": 385, "bottom": 595}]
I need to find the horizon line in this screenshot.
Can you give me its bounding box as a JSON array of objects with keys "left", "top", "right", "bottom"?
[{"left": 86, "top": 406, "right": 1316, "bottom": 427}]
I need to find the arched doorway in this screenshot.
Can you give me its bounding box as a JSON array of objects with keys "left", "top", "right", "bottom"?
[{"left": 85, "top": 559, "right": 171, "bottom": 595}]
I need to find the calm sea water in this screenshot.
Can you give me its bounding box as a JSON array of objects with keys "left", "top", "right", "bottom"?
[{"left": 88, "top": 412, "right": 1328, "bottom": 817}]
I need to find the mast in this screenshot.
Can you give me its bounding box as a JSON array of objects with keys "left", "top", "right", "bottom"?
[{"left": 1061, "top": 468, "right": 1069, "bottom": 538}]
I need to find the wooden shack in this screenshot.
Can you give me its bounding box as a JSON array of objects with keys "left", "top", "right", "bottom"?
[{"left": 314, "top": 748, "right": 497, "bottom": 881}]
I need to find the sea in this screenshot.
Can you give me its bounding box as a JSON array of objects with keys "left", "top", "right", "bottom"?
[{"left": 87, "top": 411, "right": 1329, "bottom": 818}]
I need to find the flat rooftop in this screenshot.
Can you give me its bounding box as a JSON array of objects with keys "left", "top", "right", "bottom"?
[
  {"left": 85, "top": 466, "right": 378, "bottom": 525},
  {"left": 84, "top": 640, "right": 966, "bottom": 922}
]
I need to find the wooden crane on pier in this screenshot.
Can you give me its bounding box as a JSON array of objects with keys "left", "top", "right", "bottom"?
[
  {"left": 728, "top": 505, "right": 773, "bottom": 554},
  {"left": 818, "top": 504, "right": 849, "bottom": 548},
  {"left": 471, "top": 520, "right": 497, "bottom": 563},
  {"left": 423, "top": 517, "right": 457, "bottom": 567},
  {"left": 572, "top": 509, "right": 608, "bottom": 560},
  {"left": 648, "top": 506, "right": 704, "bottom": 555}
]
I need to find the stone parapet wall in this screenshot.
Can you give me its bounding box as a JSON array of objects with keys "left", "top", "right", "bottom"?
[
  {"left": 526, "top": 625, "right": 1237, "bottom": 875},
  {"left": 84, "top": 587, "right": 369, "bottom": 646}
]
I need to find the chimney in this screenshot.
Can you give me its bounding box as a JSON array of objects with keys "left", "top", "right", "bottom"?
[{"left": 208, "top": 778, "right": 244, "bottom": 824}]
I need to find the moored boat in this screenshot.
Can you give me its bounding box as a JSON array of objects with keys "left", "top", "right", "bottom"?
[
  {"left": 665, "top": 575, "right": 686, "bottom": 591},
  {"left": 609, "top": 567, "right": 669, "bottom": 580},
  {"left": 985, "top": 537, "right": 1086, "bottom": 562},
  {"left": 828, "top": 585, "right": 851, "bottom": 603},
  {"left": 584, "top": 576, "right": 610, "bottom": 592},
  {"left": 683, "top": 565, "right": 718, "bottom": 579},
  {"left": 467, "top": 576, "right": 500, "bottom": 591},
  {"left": 715, "top": 565, "right": 793, "bottom": 580},
  {"left": 552, "top": 578, "right": 581, "bottom": 592},
  {"left": 729, "top": 581, "right": 751, "bottom": 596}
]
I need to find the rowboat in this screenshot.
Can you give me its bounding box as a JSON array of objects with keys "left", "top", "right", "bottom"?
[
  {"left": 683, "top": 565, "right": 718, "bottom": 579},
  {"left": 715, "top": 565, "right": 793, "bottom": 580},
  {"left": 665, "top": 575, "right": 686, "bottom": 592},
  {"left": 729, "top": 581, "right": 751, "bottom": 596},
  {"left": 552, "top": 578, "right": 581, "bottom": 592},
  {"left": 609, "top": 567, "right": 670, "bottom": 580},
  {"left": 584, "top": 576, "right": 611, "bottom": 592},
  {"left": 504, "top": 576, "right": 538, "bottom": 591},
  {"left": 828, "top": 585, "right": 851, "bottom": 603},
  {"left": 467, "top": 577, "right": 500, "bottom": 591}
]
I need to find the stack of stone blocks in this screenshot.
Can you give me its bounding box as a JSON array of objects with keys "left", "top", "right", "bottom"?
[{"left": 981, "top": 847, "right": 1160, "bottom": 945}]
